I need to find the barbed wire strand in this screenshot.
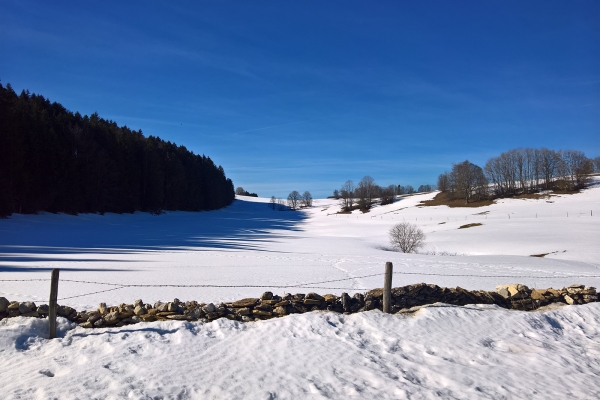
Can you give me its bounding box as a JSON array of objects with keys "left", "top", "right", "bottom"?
[
  {"left": 3, "top": 271, "right": 600, "bottom": 301},
  {"left": 59, "top": 287, "right": 125, "bottom": 301}
]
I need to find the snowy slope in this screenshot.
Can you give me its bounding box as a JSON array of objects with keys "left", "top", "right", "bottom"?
[
  {"left": 1, "top": 179, "right": 599, "bottom": 399},
  {"left": 2, "top": 303, "right": 600, "bottom": 399},
  {"left": 1, "top": 179, "right": 598, "bottom": 309}
]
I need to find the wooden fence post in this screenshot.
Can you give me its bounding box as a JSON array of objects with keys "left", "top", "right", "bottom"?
[
  {"left": 49, "top": 268, "right": 59, "bottom": 339},
  {"left": 383, "top": 262, "right": 393, "bottom": 314}
]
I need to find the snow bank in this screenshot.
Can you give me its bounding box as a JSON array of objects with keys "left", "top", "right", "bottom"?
[{"left": 1, "top": 303, "right": 599, "bottom": 399}]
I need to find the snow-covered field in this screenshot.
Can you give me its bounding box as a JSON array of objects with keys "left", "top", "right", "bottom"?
[{"left": 1, "top": 179, "right": 599, "bottom": 399}]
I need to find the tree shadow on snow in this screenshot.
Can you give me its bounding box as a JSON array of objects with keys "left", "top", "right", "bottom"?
[{"left": 0, "top": 200, "right": 307, "bottom": 261}]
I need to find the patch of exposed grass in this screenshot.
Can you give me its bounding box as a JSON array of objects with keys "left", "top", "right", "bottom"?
[
  {"left": 531, "top": 253, "right": 549, "bottom": 258},
  {"left": 438, "top": 222, "right": 446, "bottom": 224},
  {"left": 458, "top": 223, "right": 482, "bottom": 229},
  {"left": 420, "top": 192, "right": 494, "bottom": 208}
]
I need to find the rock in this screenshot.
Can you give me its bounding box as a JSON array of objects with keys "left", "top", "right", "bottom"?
[
  {"left": 21, "top": 311, "right": 39, "bottom": 318},
  {"left": 252, "top": 309, "right": 273, "bottom": 317},
  {"left": 8, "top": 301, "right": 19, "bottom": 310},
  {"left": 0, "top": 297, "right": 9, "bottom": 312},
  {"left": 497, "top": 287, "right": 511, "bottom": 299},
  {"left": 140, "top": 315, "right": 157, "bottom": 322},
  {"left": 274, "top": 300, "right": 291, "bottom": 307},
  {"left": 261, "top": 300, "right": 279, "bottom": 305},
  {"left": 303, "top": 299, "right": 321, "bottom": 305},
  {"left": 87, "top": 311, "right": 101, "bottom": 323},
  {"left": 167, "top": 302, "right": 178, "bottom": 312},
  {"left": 134, "top": 305, "right": 147, "bottom": 316},
  {"left": 241, "top": 316, "right": 253, "bottom": 322},
  {"left": 292, "top": 294, "right": 305, "bottom": 301},
  {"left": 235, "top": 308, "right": 251, "bottom": 316},
  {"left": 147, "top": 308, "right": 158, "bottom": 316},
  {"left": 231, "top": 298, "right": 259, "bottom": 308},
  {"left": 156, "top": 302, "right": 169, "bottom": 312},
  {"left": 341, "top": 293, "right": 352, "bottom": 312},
  {"left": 156, "top": 312, "right": 177, "bottom": 317},
  {"left": 103, "top": 311, "right": 119, "bottom": 324},
  {"left": 134, "top": 299, "right": 144, "bottom": 307},
  {"left": 580, "top": 287, "right": 596, "bottom": 295},
  {"left": 567, "top": 287, "right": 584, "bottom": 295},
  {"left": 568, "top": 284, "right": 584, "bottom": 289},
  {"left": 366, "top": 288, "right": 384, "bottom": 299},
  {"left": 202, "top": 303, "right": 217, "bottom": 313},
  {"left": 117, "top": 311, "right": 134, "bottom": 319},
  {"left": 8, "top": 309, "right": 20, "bottom": 317},
  {"left": 19, "top": 302, "right": 36, "bottom": 314},
  {"left": 305, "top": 293, "right": 324, "bottom": 301},
  {"left": 58, "top": 305, "right": 75, "bottom": 317},
  {"left": 273, "top": 306, "right": 287, "bottom": 315},
  {"left": 323, "top": 294, "right": 338, "bottom": 303},
  {"left": 79, "top": 321, "right": 93, "bottom": 328},
  {"left": 564, "top": 295, "right": 576, "bottom": 305},
  {"left": 98, "top": 303, "right": 108, "bottom": 315},
  {"left": 93, "top": 319, "right": 104, "bottom": 327},
  {"left": 255, "top": 304, "right": 272, "bottom": 312},
  {"left": 507, "top": 284, "right": 529, "bottom": 297},
  {"left": 353, "top": 293, "right": 365, "bottom": 304},
  {"left": 281, "top": 293, "right": 292, "bottom": 301},
  {"left": 260, "top": 292, "right": 273, "bottom": 300},
  {"left": 37, "top": 304, "right": 49, "bottom": 314},
  {"left": 206, "top": 312, "right": 221, "bottom": 320},
  {"left": 583, "top": 295, "right": 598, "bottom": 303},
  {"left": 530, "top": 290, "right": 547, "bottom": 301},
  {"left": 166, "top": 315, "right": 190, "bottom": 320},
  {"left": 172, "top": 298, "right": 181, "bottom": 305},
  {"left": 364, "top": 301, "right": 376, "bottom": 311},
  {"left": 184, "top": 307, "right": 204, "bottom": 320}
]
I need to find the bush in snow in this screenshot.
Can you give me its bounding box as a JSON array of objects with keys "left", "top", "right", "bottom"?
[{"left": 389, "top": 222, "right": 425, "bottom": 253}]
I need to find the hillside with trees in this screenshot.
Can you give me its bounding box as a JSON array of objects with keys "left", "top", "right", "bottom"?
[
  {"left": 435, "top": 148, "right": 598, "bottom": 206},
  {"left": 0, "top": 83, "right": 235, "bottom": 217}
]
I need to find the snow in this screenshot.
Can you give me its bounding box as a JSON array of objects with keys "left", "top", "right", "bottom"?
[
  {"left": 1, "top": 179, "right": 599, "bottom": 398},
  {"left": 2, "top": 304, "right": 599, "bottom": 399}
]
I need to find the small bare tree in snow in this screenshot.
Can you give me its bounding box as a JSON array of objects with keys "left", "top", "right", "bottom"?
[
  {"left": 287, "top": 191, "right": 301, "bottom": 210},
  {"left": 389, "top": 222, "right": 425, "bottom": 253},
  {"left": 301, "top": 191, "right": 313, "bottom": 207}
]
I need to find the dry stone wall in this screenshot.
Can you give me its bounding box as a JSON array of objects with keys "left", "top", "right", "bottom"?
[{"left": 0, "top": 283, "right": 597, "bottom": 329}]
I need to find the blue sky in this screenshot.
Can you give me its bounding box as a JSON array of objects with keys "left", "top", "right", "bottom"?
[{"left": 1, "top": 1, "right": 598, "bottom": 198}]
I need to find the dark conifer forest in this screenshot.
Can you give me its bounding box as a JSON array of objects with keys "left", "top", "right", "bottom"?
[{"left": 0, "top": 83, "right": 235, "bottom": 217}]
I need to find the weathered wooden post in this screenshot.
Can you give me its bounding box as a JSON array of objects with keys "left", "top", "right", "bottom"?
[
  {"left": 48, "top": 268, "right": 59, "bottom": 339},
  {"left": 383, "top": 262, "right": 393, "bottom": 314}
]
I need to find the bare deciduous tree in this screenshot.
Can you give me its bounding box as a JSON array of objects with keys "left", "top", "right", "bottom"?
[
  {"left": 451, "top": 160, "right": 488, "bottom": 203},
  {"left": 389, "top": 222, "right": 426, "bottom": 253},
  {"left": 340, "top": 180, "right": 355, "bottom": 211},
  {"left": 301, "top": 191, "right": 313, "bottom": 207},
  {"left": 380, "top": 185, "right": 396, "bottom": 205},
  {"left": 437, "top": 173, "right": 450, "bottom": 192},
  {"left": 287, "top": 190, "right": 301, "bottom": 210},
  {"left": 235, "top": 187, "right": 246, "bottom": 196},
  {"left": 593, "top": 156, "right": 600, "bottom": 173},
  {"left": 270, "top": 196, "right": 276, "bottom": 210}
]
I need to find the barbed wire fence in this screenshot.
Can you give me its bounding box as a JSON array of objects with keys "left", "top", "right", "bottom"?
[{"left": 2, "top": 270, "right": 600, "bottom": 302}]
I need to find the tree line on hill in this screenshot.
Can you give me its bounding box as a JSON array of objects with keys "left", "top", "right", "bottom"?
[
  {"left": 0, "top": 83, "right": 235, "bottom": 217},
  {"left": 235, "top": 187, "right": 258, "bottom": 197},
  {"left": 334, "top": 176, "right": 436, "bottom": 212},
  {"left": 437, "top": 148, "right": 599, "bottom": 204}
]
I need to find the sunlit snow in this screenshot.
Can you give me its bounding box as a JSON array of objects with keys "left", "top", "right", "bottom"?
[{"left": 1, "top": 178, "right": 599, "bottom": 399}]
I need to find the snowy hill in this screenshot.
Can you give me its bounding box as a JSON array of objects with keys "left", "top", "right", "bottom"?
[{"left": 1, "top": 178, "right": 599, "bottom": 398}]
